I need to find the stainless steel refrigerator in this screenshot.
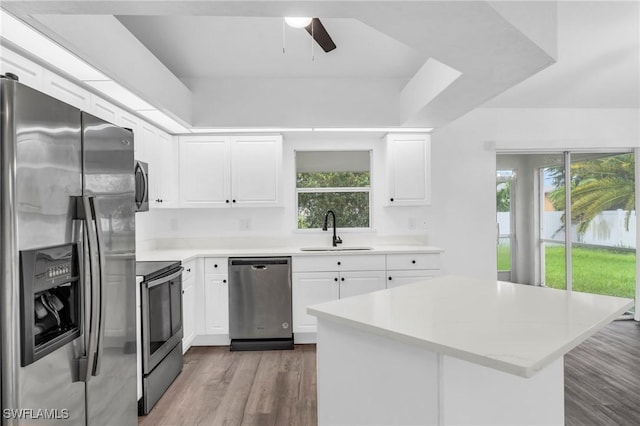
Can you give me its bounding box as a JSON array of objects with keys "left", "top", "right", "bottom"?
[{"left": 0, "top": 75, "right": 137, "bottom": 425}]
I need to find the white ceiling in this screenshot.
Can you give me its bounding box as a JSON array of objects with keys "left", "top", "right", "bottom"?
[
  {"left": 486, "top": 1, "right": 639, "bottom": 108},
  {"left": 116, "top": 16, "right": 428, "bottom": 79},
  {"left": 1, "top": 1, "right": 636, "bottom": 130}
]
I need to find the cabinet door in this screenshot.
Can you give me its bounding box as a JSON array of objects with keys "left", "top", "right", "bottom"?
[
  {"left": 116, "top": 111, "right": 142, "bottom": 159},
  {"left": 0, "top": 47, "right": 43, "bottom": 90},
  {"left": 387, "top": 134, "right": 431, "bottom": 205},
  {"left": 292, "top": 272, "right": 339, "bottom": 333},
  {"left": 204, "top": 274, "right": 229, "bottom": 335},
  {"left": 89, "top": 95, "right": 119, "bottom": 124},
  {"left": 230, "top": 135, "right": 282, "bottom": 207},
  {"left": 182, "top": 276, "right": 195, "bottom": 352},
  {"left": 339, "top": 271, "right": 386, "bottom": 298},
  {"left": 179, "top": 137, "right": 231, "bottom": 208},
  {"left": 153, "top": 131, "right": 178, "bottom": 208},
  {"left": 386, "top": 270, "right": 437, "bottom": 289},
  {"left": 42, "top": 69, "right": 91, "bottom": 110}
]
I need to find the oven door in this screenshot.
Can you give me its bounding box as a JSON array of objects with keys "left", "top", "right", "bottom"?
[{"left": 141, "top": 267, "right": 183, "bottom": 374}]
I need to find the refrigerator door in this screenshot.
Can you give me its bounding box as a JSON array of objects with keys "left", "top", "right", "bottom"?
[
  {"left": 81, "top": 113, "right": 137, "bottom": 425},
  {"left": 1, "top": 79, "right": 86, "bottom": 423}
]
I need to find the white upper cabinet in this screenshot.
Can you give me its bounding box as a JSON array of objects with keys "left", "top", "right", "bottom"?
[
  {"left": 178, "top": 135, "right": 282, "bottom": 208},
  {"left": 89, "top": 95, "right": 119, "bottom": 124},
  {"left": 230, "top": 135, "right": 282, "bottom": 207},
  {"left": 386, "top": 133, "right": 431, "bottom": 206},
  {"left": 116, "top": 110, "right": 142, "bottom": 159},
  {"left": 179, "top": 136, "right": 230, "bottom": 208},
  {"left": 148, "top": 127, "right": 178, "bottom": 208},
  {"left": 41, "top": 69, "right": 91, "bottom": 111},
  {"left": 0, "top": 48, "right": 43, "bottom": 90}
]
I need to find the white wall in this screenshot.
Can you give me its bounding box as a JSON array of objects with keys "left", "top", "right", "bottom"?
[
  {"left": 429, "top": 108, "right": 639, "bottom": 280},
  {"left": 141, "top": 132, "right": 431, "bottom": 248}
]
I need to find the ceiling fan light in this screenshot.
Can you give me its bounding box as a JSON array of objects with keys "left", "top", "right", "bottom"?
[{"left": 285, "top": 17, "right": 312, "bottom": 28}]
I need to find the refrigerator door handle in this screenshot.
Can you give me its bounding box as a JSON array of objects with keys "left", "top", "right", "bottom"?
[
  {"left": 74, "top": 196, "right": 101, "bottom": 382},
  {"left": 90, "top": 196, "right": 107, "bottom": 377}
]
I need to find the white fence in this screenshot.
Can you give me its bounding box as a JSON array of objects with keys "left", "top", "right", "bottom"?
[{"left": 497, "top": 210, "right": 637, "bottom": 249}]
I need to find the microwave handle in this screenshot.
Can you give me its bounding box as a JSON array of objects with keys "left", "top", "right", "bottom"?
[{"left": 135, "top": 162, "right": 148, "bottom": 207}]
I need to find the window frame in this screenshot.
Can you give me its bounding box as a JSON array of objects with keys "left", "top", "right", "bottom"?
[{"left": 294, "top": 149, "right": 373, "bottom": 232}]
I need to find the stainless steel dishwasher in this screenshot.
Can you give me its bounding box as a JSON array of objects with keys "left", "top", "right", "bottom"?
[{"left": 228, "top": 257, "right": 293, "bottom": 351}]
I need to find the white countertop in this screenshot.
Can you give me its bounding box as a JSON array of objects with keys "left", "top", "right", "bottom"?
[
  {"left": 307, "top": 275, "right": 633, "bottom": 378},
  {"left": 135, "top": 245, "right": 443, "bottom": 263}
]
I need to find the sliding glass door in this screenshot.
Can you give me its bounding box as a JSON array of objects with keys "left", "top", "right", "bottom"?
[{"left": 540, "top": 152, "right": 636, "bottom": 306}]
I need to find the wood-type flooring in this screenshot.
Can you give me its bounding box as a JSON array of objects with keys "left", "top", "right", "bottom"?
[{"left": 140, "top": 320, "right": 640, "bottom": 426}]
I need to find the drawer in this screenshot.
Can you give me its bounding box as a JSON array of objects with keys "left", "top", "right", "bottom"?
[
  {"left": 293, "top": 254, "right": 385, "bottom": 273},
  {"left": 182, "top": 260, "right": 196, "bottom": 281},
  {"left": 204, "top": 257, "right": 228, "bottom": 275},
  {"left": 386, "top": 253, "right": 440, "bottom": 271}
]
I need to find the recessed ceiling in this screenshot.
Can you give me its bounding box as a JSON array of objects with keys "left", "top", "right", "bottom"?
[
  {"left": 2, "top": 1, "right": 565, "bottom": 129},
  {"left": 117, "top": 16, "right": 428, "bottom": 79}
]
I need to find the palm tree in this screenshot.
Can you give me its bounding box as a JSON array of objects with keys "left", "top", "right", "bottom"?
[{"left": 548, "top": 154, "right": 635, "bottom": 234}]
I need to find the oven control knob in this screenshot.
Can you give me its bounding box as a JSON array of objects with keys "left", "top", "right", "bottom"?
[{"left": 282, "top": 322, "right": 289, "bottom": 329}]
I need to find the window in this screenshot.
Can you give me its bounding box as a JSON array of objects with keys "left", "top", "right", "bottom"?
[{"left": 296, "top": 150, "right": 371, "bottom": 229}]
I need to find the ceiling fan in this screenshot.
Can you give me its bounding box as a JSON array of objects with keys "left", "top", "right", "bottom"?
[{"left": 284, "top": 17, "right": 337, "bottom": 53}]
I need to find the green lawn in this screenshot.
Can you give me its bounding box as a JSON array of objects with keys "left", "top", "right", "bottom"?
[{"left": 498, "top": 245, "right": 636, "bottom": 299}]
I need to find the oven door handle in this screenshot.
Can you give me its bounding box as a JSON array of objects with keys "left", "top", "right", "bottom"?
[{"left": 144, "top": 268, "right": 184, "bottom": 289}]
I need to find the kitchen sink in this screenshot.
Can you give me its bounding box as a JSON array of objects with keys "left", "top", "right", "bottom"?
[{"left": 300, "top": 246, "right": 374, "bottom": 252}]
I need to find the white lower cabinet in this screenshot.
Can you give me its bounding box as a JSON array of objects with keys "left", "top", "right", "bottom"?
[
  {"left": 204, "top": 274, "right": 229, "bottom": 334},
  {"left": 292, "top": 255, "right": 386, "bottom": 341},
  {"left": 203, "top": 258, "right": 229, "bottom": 337},
  {"left": 181, "top": 260, "right": 196, "bottom": 353},
  {"left": 386, "top": 253, "right": 441, "bottom": 289},
  {"left": 386, "top": 270, "right": 437, "bottom": 289},
  {"left": 292, "top": 272, "right": 340, "bottom": 334}
]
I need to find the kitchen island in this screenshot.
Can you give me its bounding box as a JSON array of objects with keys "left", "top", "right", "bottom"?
[{"left": 308, "top": 275, "right": 633, "bottom": 426}]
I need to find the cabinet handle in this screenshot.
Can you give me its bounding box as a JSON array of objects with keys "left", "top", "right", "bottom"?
[
  {"left": 390, "top": 198, "right": 394, "bottom": 202},
  {"left": 223, "top": 279, "right": 227, "bottom": 283},
  {"left": 214, "top": 264, "right": 218, "bottom": 268},
  {"left": 232, "top": 199, "right": 236, "bottom": 203},
  {"left": 226, "top": 200, "right": 230, "bottom": 203},
  {"left": 334, "top": 278, "right": 338, "bottom": 282},
  {"left": 341, "top": 277, "right": 345, "bottom": 282},
  {"left": 388, "top": 277, "right": 392, "bottom": 281},
  {"left": 412, "top": 260, "right": 416, "bottom": 264},
  {"left": 337, "top": 261, "right": 341, "bottom": 266}
]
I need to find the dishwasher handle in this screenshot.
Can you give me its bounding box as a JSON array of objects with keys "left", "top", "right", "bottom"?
[
  {"left": 229, "top": 257, "right": 291, "bottom": 267},
  {"left": 251, "top": 265, "right": 268, "bottom": 271}
]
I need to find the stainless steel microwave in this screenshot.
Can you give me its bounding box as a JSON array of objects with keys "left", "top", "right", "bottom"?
[{"left": 134, "top": 160, "right": 149, "bottom": 212}]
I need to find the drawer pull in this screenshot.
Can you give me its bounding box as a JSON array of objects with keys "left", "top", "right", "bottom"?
[
  {"left": 334, "top": 278, "right": 338, "bottom": 282},
  {"left": 186, "top": 268, "right": 191, "bottom": 272},
  {"left": 337, "top": 261, "right": 341, "bottom": 266},
  {"left": 388, "top": 277, "right": 392, "bottom": 281},
  {"left": 223, "top": 279, "right": 227, "bottom": 283},
  {"left": 341, "top": 277, "right": 345, "bottom": 281},
  {"left": 412, "top": 260, "right": 416, "bottom": 264}
]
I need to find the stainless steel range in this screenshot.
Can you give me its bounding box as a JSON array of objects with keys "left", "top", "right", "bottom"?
[{"left": 136, "top": 261, "right": 184, "bottom": 415}]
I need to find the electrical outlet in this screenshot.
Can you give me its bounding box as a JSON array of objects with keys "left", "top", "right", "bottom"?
[{"left": 239, "top": 218, "right": 251, "bottom": 230}]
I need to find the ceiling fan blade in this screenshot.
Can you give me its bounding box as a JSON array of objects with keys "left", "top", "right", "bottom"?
[{"left": 305, "top": 18, "right": 336, "bottom": 53}]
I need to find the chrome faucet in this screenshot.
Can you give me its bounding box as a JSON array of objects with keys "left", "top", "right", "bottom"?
[{"left": 322, "top": 210, "right": 343, "bottom": 247}]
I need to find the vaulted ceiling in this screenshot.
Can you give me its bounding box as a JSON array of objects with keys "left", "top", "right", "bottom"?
[{"left": 1, "top": 1, "right": 636, "bottom": 130}]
